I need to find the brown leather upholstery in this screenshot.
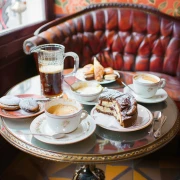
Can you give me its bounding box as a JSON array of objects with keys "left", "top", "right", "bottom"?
[{"left": 23, "top": 3, "right": 180, "bottom": 103}]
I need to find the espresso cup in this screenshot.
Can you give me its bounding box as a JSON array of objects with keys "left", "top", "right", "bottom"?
[
  {"left": 133, "top": 73, "right": 166, "bottom": 98},
  {"left": 44, "top": 98, "right": 88, "bottom": 133}
]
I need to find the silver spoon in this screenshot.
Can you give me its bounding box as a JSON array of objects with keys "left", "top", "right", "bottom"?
[
  {"left": 17, "top": 131, "right": 66, "bottom": 139},
  {"left": 148, "top": 111, "right": 162, "bottom": 135},
  {"left": 20, "top": 97, "right": 50, "bottom": 101},
  {"left": 64, "top": 79, "right": 79, "bottom": 92},
  {"left": 154, "top": 115, "right": 167, "bottom": 138},
  {"left": 117, "top": 80, "right": 136, "bottom": 94}
]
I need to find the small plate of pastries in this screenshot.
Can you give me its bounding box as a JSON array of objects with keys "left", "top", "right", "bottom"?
[
  {"left": 75, "top": 57, "right": 120, "bottom": 84},
  {"left": 0, "top": 94, "right": 45, "bottom": 119}
]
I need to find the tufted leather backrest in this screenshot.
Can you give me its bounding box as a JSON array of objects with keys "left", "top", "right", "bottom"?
[{"left": 23, "top": 3, "right": 180, "bottom": 77}]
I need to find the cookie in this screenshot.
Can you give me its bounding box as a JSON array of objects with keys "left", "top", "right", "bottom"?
[
  {"left": 0, "top": 102, "right": 20, "bottom": 111},
  {"left": 19, "top": 99, "right": 40, "bottom": 112},
  {"left": 104, "top": 67, "right": 114, "bottom": 75},
  {"left": 0, "top": 95, "right": 20, "bottom": 110},
  {"left": 104, "top": 74, "right": 117, "bottom": 80},
  {"left": 84, "top": 73, "right": 94, "bottom": 80},
  {"left": 0, "top": 95, "right": 20, "bottom": 106},
  {"left": 83, "top": 64, "right": 94, "bottom": 75}
]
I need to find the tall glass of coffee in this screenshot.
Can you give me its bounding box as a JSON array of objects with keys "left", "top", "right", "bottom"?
[{"left": 31, "top": 44, "right": 79, "bottom": 98}]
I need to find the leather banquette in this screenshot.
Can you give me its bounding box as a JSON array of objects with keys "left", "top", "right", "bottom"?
[{"left": 23, "top": 3, "right": 180, "bottom": 109}]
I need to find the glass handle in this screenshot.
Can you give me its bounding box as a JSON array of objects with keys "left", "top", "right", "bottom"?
[{"left": 63, "top": 52, "right": 79, "bottom": 77}]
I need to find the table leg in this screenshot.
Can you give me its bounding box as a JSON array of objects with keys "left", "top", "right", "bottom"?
[{"left": 73, "top": 164, "right": 105, "bottom": 180}]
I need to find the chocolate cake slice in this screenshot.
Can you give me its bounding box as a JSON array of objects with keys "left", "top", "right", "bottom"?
[{"left": 95, "top": 89, "right": 137, "bottom": 127}]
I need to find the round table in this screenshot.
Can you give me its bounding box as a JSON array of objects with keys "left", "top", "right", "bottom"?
[{"left": 0, "top": 70, "right": 179, "bottom": 179}]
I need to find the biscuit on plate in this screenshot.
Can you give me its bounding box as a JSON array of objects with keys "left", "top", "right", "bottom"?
[
  {"left": 19, "top": 99, "right": 39, "bottom": 112},
  {"left": 94, "top": 57, "right": 104, "bottom": 82},
  {"left": 104, "top": 74, "right": 117, "bottom": 80},
  {"left": 104, "top": 67, "right": 114, "bottom": 75},
  {"left": 83, "top": 64, "right": 94, "bottom": 80},
  {"left": 84, "top": 73, "right": 94, "bottom": 80},
  {"left": 0, "top": 102, "right": 20, "bottom": 111},
  {"left": 83, "top": 64, "right": 94, "bottom": 75},
  {"left": 0, "top": 95, "right": 20, "bottom": 110}
]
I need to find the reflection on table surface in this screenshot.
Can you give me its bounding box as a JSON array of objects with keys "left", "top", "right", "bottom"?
[
  {"left": 1, "top": 135, "right": 180, "bottom": 180},
  {"left": 0, "top": 71, "right": 179, "bottom": 163}
]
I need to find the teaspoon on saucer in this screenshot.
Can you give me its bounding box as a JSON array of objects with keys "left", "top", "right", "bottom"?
[
  {"left": 116, "top": 79, "right": 136, "bottom": 93},
  {"left": 16, "top": 131, "right": 66, "bottom": 139},
  {"left": 121, "top": 82, "right": 135, "bottom": 93}
]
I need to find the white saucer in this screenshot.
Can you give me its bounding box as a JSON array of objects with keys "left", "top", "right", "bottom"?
[
  {"left": 75, "top": 69, "right": 120, "bottom": 84},
  {"left": 123, "top": 84, "right": 168, "bottom": 103},
  {"left": 90, "top": 104, "right": 153, "bottom": 132},
  {"left": 30, "top": 113, "right": 96, "bottom": 145},
  {"left": 76, "top": 97, "right": 98, "bottom": 106}
]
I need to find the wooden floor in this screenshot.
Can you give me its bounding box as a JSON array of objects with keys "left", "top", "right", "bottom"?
[{"left": 0, "top": 136, "right": 180, "bottom": 180}]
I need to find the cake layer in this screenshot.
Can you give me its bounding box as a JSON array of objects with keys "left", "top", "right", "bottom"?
[
  {"left": 96, "top": 104, "right": 121, "bottom": 122},
  {"left": 96, "top": 89, "right": 137, "bottom": 127}
]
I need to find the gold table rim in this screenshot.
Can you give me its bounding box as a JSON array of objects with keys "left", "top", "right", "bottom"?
[{"left": 0, "top": 112, "right": 179, "bottom": 163}]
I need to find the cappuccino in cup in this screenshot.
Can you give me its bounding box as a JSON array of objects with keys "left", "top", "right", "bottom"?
[
  {"left": 133, "top": 73, "right": 166, "bottom": 99},
  {"left": 45, "top": 98, "right": 88, "bottom": 133},
  {"left": 134, "top": 74, "right": 159, "bottom": 84},
  {"left": 47, "top": 104, "right": 78, "bottom": 116}
]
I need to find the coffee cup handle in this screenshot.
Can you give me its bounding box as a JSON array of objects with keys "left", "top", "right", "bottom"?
[
  {"left": 80, "top": 110, "right": 88, "bottom": 123},
  {"left": 158, "top": 78, "right": 166, "bottom": 89},
  {"left": 63, "top": 52, "right": 79, "bottom": 77}
]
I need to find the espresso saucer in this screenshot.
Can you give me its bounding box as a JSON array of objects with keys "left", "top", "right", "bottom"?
[
  {"left": 30, "top": 113, "right": 96, "bottom": 145},
  {"left": 123, "top": 84, "right": 168, "bottom": 103},
  {"left": 75, "top": 97, "right": 98, "bottom": 106}
]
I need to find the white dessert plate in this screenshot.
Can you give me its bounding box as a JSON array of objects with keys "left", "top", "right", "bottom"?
[
  {"left": 30, "top": 113, "right": 96, "bottom": 145},
  {"left": 123, "top": 84, "right": 168, "bottom": 103},
  {"left": 90, "top": 104, "right": 153, "bottom": 132},
  {"left": 75, "top": 69, "right": 120, "bottom": 84}
]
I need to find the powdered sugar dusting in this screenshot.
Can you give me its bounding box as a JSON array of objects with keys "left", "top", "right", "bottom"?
[{"left": 99, "top": 89, "right": 124, "bottom": 100}]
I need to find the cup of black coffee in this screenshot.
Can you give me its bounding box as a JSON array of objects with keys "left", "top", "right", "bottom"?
[{"left": 31, "top": 44, "right": 79, "bottom": 98}]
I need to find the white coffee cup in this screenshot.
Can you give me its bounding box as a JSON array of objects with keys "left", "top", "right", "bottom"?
[
  {"left": 44, "top": 98, "right": 88, "bottom": 133},
  {"left": 133, "top": 73, "right": 166, "bottom": 98}
]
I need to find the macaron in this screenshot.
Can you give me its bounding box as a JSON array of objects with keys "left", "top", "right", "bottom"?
[
  {"left": 19, "top": 99, "right": 40, "bottom": 112},
  {"left": 0, "top": 95, "right": 20, "bottom": 110}
]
